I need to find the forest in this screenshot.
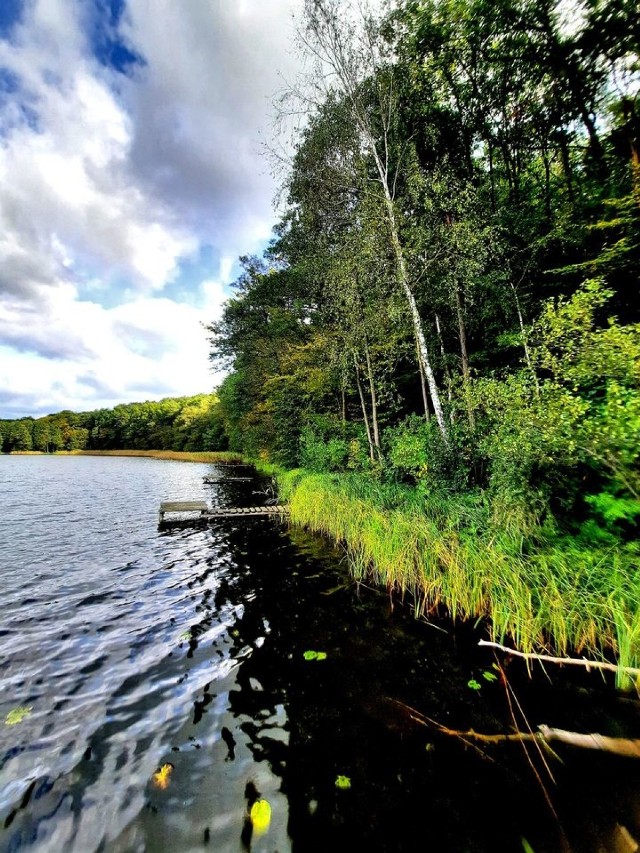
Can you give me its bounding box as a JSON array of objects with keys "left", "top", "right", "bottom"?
[
  {"left": 0, "top": 394, "right": 227, "bottom": 454},
  {"left": 207, "top": 0, "right": 640, "bottom": 676}
]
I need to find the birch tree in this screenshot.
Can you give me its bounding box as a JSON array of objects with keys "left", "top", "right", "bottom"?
[{"left": 294, "top": 0, "right": 450, "bottom": 443}]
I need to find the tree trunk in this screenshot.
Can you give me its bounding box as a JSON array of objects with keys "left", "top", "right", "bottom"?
[
  {"left": 363, "top": 336, "right": 381, "bottom": 452},
  {"left": 301, "top": 0, "right": 449, "bottom": 442},
  {"left": 455, "top": 287, "right": 475, "bottom": 429},
  {"left": 487, "top": 140, "right": 497, "bottom": 213},
  {"left": 455, "top": 287, "right": 470, "bottom": 382},
  {"left": 558, "top": 130, "right": 575, "bottom": 204},
  {"left": 631, "top": 139, "right": 640, "bottom": 211},
  {"left": 435, "top": 313, "right": 454, "bottom": 423},
  {"left": 354, "top": 353, "right": 375, "bottom": 462},
  {"left": 378, "top": 183, "right": 449, "bottom": 443},
  {"left": 416, "top": 340, "right": 430, "bottom": 421},
  {"left": 510, "top": 282, "right": 540, "bottom": 395}
]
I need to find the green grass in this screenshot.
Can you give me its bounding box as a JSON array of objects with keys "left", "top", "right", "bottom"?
[{"left": 277, "top": 470, "right": 640, "bottom": 686}]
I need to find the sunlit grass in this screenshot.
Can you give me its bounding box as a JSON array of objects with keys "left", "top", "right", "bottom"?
[{"left": 278, "top": 470, "right": 640, "bottom": 685}]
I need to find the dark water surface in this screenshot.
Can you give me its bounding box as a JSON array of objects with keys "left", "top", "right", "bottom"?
[{"left": 1, "top": 455, "right": 640, "bottom": 853}]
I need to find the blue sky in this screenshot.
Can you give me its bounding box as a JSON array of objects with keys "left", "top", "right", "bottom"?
[{"left": 0, "top": 0, "right": 300, "bottom": 418}]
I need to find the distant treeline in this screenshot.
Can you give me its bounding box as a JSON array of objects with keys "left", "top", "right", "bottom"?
[{"left": 0, "top": 394, "right": 227, "bottom": 453}]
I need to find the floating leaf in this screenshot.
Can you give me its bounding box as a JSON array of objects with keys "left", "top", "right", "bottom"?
[
  {"left": 250, "top": 798, "right": 271, "bottom": 834},
  {"left": 424, "top": 743, "right": 435, "bottom": 752},
  {"left": 467, "top": 679, "right": 482, "bottom": 691},
  {"left": 482, "top": 671, "right": 498, "bottom": 683},
  {"left": 151, "top": 763, "right": 174, "bottom": 790},
  {"left": 179, "top": 630, "right": 191, "bottom": 641},
  {"left": 5, "top": 706, "right": 32, "bottom": 726},
  {"left": 303, "top": 650, "right": 327, "bottom": 661},
  {"left": 521, "top": 838, "right": 536, "bottom": 853},
  {"left": 335, "top": 775, "right": 351, "bottom": 790}
]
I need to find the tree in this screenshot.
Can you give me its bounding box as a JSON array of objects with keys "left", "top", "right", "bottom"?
[
  {"left": 287, "top": 0, "right": 450, "bottom": 442},
  {"left": 32, "top": 420, "right": 51, "bottom": 452},
  {"left": 9, "top": 420, "right": 33, "bottom": 451}
]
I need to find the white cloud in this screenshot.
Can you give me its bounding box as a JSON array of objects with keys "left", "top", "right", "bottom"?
[
  {"left": 120, "top": 0, "right": 301, "bottom": 250},
  {"left": 0, "top": 280, "right": 226, "bottom": 416},
  {"left": 0, "top": 0, "right": 303, "bottom": 418}
]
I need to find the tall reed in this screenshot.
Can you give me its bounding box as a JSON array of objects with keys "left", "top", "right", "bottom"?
[{"left": 278, "top": 470, "right": 640, "bottom": 686}]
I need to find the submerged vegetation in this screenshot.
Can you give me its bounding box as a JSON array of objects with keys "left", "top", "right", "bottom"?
[{"left": 207, "top": 0, "right": 640, "bottom": 676}]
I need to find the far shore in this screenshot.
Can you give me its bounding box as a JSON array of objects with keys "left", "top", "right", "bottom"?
[{"left": 5, "top": 449, "right": 245, "bottom": 464}]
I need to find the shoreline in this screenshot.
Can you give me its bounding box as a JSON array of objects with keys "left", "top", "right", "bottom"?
[
  {"left": 4, "top": 449, "right": 245, "bottom": 464},
  {"left": 274, "top": 467, "right": 640, "bottom": 687}
]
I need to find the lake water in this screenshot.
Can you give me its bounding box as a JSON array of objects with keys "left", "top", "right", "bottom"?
[{"left": 1, "top": 455, "right": 640, "bottom": 853}]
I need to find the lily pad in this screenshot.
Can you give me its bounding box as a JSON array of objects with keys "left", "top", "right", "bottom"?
[
  {"left": 303, "top": 650, "right": 327, "bottom": 661},
  {"left": 5, "top": 706, "right": 32, "bottom": 726}
]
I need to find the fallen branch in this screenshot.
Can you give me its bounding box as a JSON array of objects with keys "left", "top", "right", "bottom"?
[
  {"left": 478, "top": 639, "right": 640, "bottom": 679},
  {"left": 389, "top": 699, "right": 640, "bottom": 759}
]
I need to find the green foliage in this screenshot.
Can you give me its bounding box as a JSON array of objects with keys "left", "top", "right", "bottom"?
[
  {"left": 202, "top": 0, "right": 640, "bottom": 674},
  {"left": 1, "top": 394, "right": 227, "bottom": 454},
  {"left": 7, "top": 420, "right": 33, "bottom": 451},
  {"left": 585, "top": 492, "right": 640, "bottom": 536},
  {"left": 300, "top": 428, "right": 350, "bottom": 473},
  {"left": 384, "top": 414, "right": 475, "bottom": 494}
]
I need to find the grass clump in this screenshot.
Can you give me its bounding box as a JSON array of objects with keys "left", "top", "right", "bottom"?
[{"left": 278, "top": 470, "right": 640, "bottom": 685}]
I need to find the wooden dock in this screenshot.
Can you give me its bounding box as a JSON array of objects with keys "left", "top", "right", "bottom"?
[
  {"left": 158, "top": 501, "right": 288, "bottom": 526},
  {"left": 158, "top": 501, "right": 208, "bottom": 524},
  {"left": 203, "top": 476, "right": 253, "bottom": 483}
]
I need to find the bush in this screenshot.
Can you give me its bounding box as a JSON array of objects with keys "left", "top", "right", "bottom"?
[
  {"left": 383, "top": 415, "right": 471, "bottom": 492},
  {"left": 298, "top": 413, "right": 375, "bottom": 473}
]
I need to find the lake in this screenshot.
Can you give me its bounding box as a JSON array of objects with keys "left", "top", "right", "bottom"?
[{"left": 1, "top": 455, "right": 639, "bottom": 852}]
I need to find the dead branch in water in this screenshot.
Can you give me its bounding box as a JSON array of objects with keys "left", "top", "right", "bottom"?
[
  {"left": 389, "top": 698, "right": 640, "bottom": 759},
  {"left": 478, "top": 639, "right": 640, "bottom": 679}
]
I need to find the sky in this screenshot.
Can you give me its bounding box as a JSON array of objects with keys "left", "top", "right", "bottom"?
[{"left": 0, "top": 0, "right": 301, "bottom": 419}]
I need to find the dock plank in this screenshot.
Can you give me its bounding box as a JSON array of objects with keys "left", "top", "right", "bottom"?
[
  {"left": 160, "top": 501, "right": 208, "bottom": 513},
  {"left": 158, "top": 503, "right": 288, "bottom": 525},
  {"left": 159, "top": 501, "right": 208, "bottom": 523}
]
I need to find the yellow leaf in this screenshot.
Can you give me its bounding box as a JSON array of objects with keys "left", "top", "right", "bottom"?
[
  {"left": 151, "top": 763, "right": 174, "bottom": 790},
  {"left": 5, "top": 706, "right": 32, "bottom": 726},
  {"left": 250, "top": 798, "right": 271, "bottom": 834}
]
